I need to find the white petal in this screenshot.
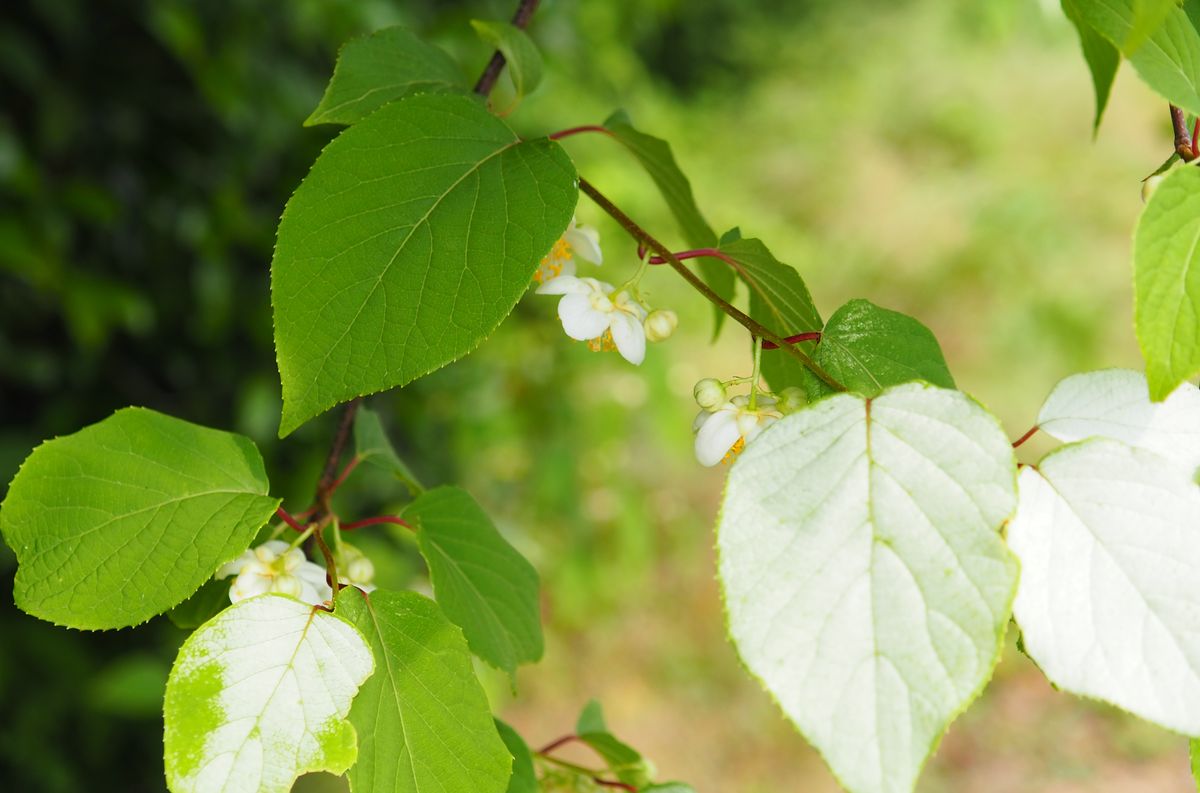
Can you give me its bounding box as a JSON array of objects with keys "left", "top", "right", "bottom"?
[
  {"left": 271, "top": 573, "right": 304, "bottom": 598},
  {"left": 695, "top": 410, "right": 742, "bottom": 466},
  {"left": 609, "top": 311, "right": 646, "bottom": 365},
  {"left": 216, "top": 550, "right": 256, "bottom": 579},
  {"left": 693, "top": 409, "right": 713, "bottom": 434},
  {"left": 566, "top": 226, "right": 603, "bottom": 265},
  {"left": 559, "top": 295, "right": 610, "bottom": 340},
  {"left": 230, "top": 571, "right": 272, "bottom": 603},
  {"left": 537, "top": 273, "right": 590, "bottom": 295},
  {"left": 296, "top": 560, "right": 331, "bottom": 590}
]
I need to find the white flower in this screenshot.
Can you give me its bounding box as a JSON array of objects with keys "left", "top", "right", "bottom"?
[
  {"left": 217, "top": 540, "right": 332, "bottom": 605},
  {"left": 336, "top": 543, "right": 377, "bottom": 593},
  {"left": 693, "top": 395, "right": 782, "bottom": 467},
  {"left": 539, "top": 275, "right": 648, "bottom": 365},
  {"left": 534, "top": 217, "right": 602, "bottom": 287}
]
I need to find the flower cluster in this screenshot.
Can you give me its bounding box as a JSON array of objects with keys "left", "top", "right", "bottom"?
[
  {"left": 217, "top": 540, "right": 331, "bottom": 605},
  {"left": 536, "top": 217, "right": 677, "bottom": 365},
  {"left": 217, "top": 538, "right": 379, "bottom": 605},
  {"left": 692, "top": 379, "right": 804, "bottom": 466}
]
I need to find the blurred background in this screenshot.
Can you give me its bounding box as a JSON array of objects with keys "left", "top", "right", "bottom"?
[{"left": 0, "top": 0, "right": 1188, "bottom": 790}]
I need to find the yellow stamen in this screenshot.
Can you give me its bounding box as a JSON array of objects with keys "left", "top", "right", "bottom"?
[
  {"left": 587, "top": 329, "right": 617, "bottom": 352},
  {"left": 721, "top": 437, "right": 746, "bottom": 465},
  {"left": 532, "top": 238, "right": 574, "bottom": 283}
]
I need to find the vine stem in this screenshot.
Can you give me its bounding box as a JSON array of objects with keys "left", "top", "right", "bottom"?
[
  {"left": 474, "top": 0, "right": 541, "bottom": 96},
  {"left": 549, "top": 125, "right": 613, "bottom": 141},
  {"left": 576, "top": 177, "right": 845, "bottom": 392},
  {"left": 340, "top": 515, "right": 414, "bottom": 532},
  {"left": 315, "top": 398, "right": 361, "bottom": 519},
  {"left": 1011, "top": 425, "right": 1039, "bottom": 449}
]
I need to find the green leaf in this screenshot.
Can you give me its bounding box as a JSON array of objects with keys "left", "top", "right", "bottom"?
[
  {"left": 1128, "top": 0, "right": 1180, "bottom": 51},
  {"left": 336, "top": 588, "right": 512, "bottom": 793},
  {"left": 0, "top": 407, "right": 280, "bottom": 630},
  {"left": 1070, "top": 0, "right": 1200, "bottom": 115},
  {"left": 403, "top": 486, "right": 543, "bottom": 676},
  {"left": 1191, "top": 738, "right": 1200, "bottom": 787},
  {"left": 471, "top": 20, "right": 543, "bottom": 100},
  {"left": 495, "top": 719, "right": 537, "bottom": 793},
  {"left": 1134, "top": 164, "right": 1200, "bottom": 399},
  {"left": 718, "top": 383, "right": 1019, "bottom": 793},
  {"left": 601, "top": 110, "right": 732, "bottom": 335},
  {"left": 575, "top": 700, "right": 651, "bottom": 787},
  {"left": 305, "top": 26, "right": 466, "bottom": 126},
  {"left": 716, "top": 237, "right": 823, "bottom": 396},
  {"left": 814, "top": 298, "right": 955, "bottom": 398},
  {"left": 164, "top": 594, "right": 374, "bottom": 793},
  {"left": 1009, "top": 439, "right": 1200, "bottom": 734},
  {"left": 354, "top": 406, "right": 423, "bottom": 494},
  {"left": 1062, "top": 0, "right": 1121, "bottom": 130},
  {"left": 273, "top": 93, "right": 577, "bottom": 436},
  {"left": 167, "top": 578, "right": 232, "bottom": 630}
]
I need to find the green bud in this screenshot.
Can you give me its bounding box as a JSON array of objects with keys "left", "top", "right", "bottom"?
[{"left": 693, "top": 378, "right": 726, "bottom": 410}]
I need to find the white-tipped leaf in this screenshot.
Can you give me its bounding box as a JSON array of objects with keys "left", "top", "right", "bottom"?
[
  {"left": 717, "top": 383, "right": 1019, "bottom": 793},
  {"left": 1008, "top": 439, "right": 1200, "bottom": 735},
  {"left": 164, "top": 595, "right": 374, "bottom": 793},
  {"left": 1036, "top": 368, "right": 1200, "bottom": 472}
]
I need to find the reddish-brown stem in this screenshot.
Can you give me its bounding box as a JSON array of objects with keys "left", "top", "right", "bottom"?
[
  {"left": 474, "top": 0, "right": 541, "bottom": 96},
  {"left": 312, "top": 525, "right": 342, "bottom": 599},
  {"left": 593, "top": 781, "right": 636, "bottom": 791},
  {"left": 1011, "top": 426, "right": 1039, "bottom": 449},
  {"left": 314, "top": 399, "right": 361, "bottom": 519},
  {"left": 1192, "top": 117, "right": 1199, "bottom": 159},
  {"left": 340, "top": 515, "right": 414, "bottom": 532},
  {"left": 1171, "top": 105, "right": 1197, "bottom": 161},
  {"left": 537, "top": 734, "right": 579, "bottom": 754},
  {"left": 762, "top": 331, "right": 822, "bottom": 349},
  {"left": 276, "top": 506, "right": 306, "bottom": 533},
  {"left": 645, "top": 247, "right": 731, "bottom": 266},
  {"left": 548, "top": 125, "right": 613, "bottom": 141},
  {"left": 328, "top": 456, "right": 360, "bottom": 498}
]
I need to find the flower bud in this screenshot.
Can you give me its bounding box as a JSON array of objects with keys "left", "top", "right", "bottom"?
[
  {"left": 1142, "top": 172, "right": 1167, "bottom": 203},
  {"left": 693, "top": 378, "right": 726, "bottom": 410},
  {"left": 643, "top": 309, "right": 678, "bottom": 342},
  {"left": 777, "top": 386, "right": 806, "bottom": 413},
  {"left": 347, "top": 556, "right": 375, "bottom": 586}
]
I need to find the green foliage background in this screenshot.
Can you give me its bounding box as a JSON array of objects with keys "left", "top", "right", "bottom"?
[{"left": 0, "top": 0, "right": 1188, "bottom": 790}]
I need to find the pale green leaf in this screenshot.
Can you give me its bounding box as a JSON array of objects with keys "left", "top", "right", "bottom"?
[
  {"left": 1009, "top": 439, "right": 1200, "bottom": 734},
  {"left": 718, "top": 383, "right": 1018, "bottom": 793},
  {"left": 471, "top": 20, "right": 543, "bottom": 100},
  {"left": 273, "top": 93, "right": 577, "bottom": 435},
  {"left": 575, "top": 700, "right": 650, "bottom": 787},
  {"left": 1191, "top": 738, "right": 1200, "bottom": 786},
  {"left": 1071, "top": 0, "right": 1200, "bottom": 115},
  {"left": 601, "top": 110, "right": 731, "bottom": 335},
  {"left": 354, "top": 406, "right": 423, "bottom": 493},
  {"left": 815, "top": 298, "right": 955, "bottom": 398},
  {"left": 163, "top": 594, "right": 373, "bottom": 793},
  {"left": 1062, "top": 0, "right": 1121, "bottom": 129},
  {"left": 495, "top": 719, "right": 537, "bottom": 793},
  {"left": 1134, "top": 164, "right": 1200, "bottom": 399},
  {"left": 403, "top": 486, "right": 543, "bottom": 675},
  {"left": 336, "top": 588, "right": 512, "bottom": 793},
  {"left": 1036, "top": 368, "right": 1200, "bottom": 471},
  {"left": 305, "top": 26, "right": 466, "bottom": 126},
  {"left": 716, "top": 237, "right": 823, "bottom": 396},
  {"left": 0, "top": 407, "right": 279, "bottom": 629}
]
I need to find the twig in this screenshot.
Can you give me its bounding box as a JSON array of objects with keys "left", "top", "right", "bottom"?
[
  {"left": 1171, "top": 105, "right": 1197, "bottom": 161},
  {"left": 577, "top": 177, "right": 845, "bottom": 391},
  {"left": 474, "top": 0, "right": 541, "bottom": 96},
  {"left": 314, "top": 398, "right": 361, "bottom": 518},
  {"left": 340, "top": 515, "right": 414, "bottom": 532}
]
